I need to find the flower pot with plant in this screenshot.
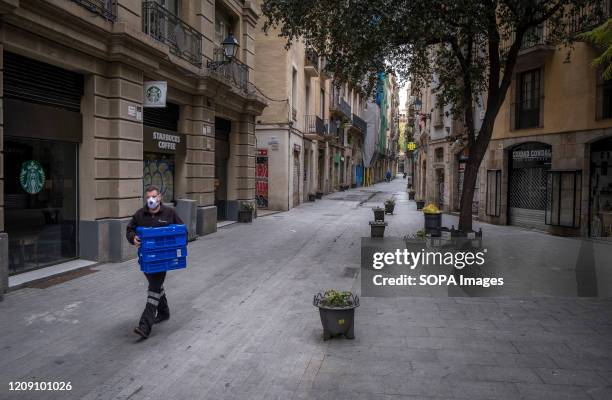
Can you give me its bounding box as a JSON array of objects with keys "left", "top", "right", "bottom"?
[
  {"left": 384, "top": 198, "right": 395, "bottom": 214},
  {"left": 308, "top": 193, "right": 316, "bottom": 202},
  {"left": 313, "top": 290, "right": 359, "bottom": 340},
  {"left": 372, "top": 207, "right": 385, "bottom": 222},
  {"left": 238, "top": 202, "right": 255, "bottom": 223},
  {"left": 315, "top": 191, "right": 323, "bottom": 199},
  {"left": 369, "top": 220, "right": 387, "bottom": 237},
  {"left": 408, "top": 189, "right": 416, "bottom": 200},
  {"left": 416, "top": 199, "right": 425, "bottom": 210},
  {"left": 423, "top": 203, "right": 442, "bottom": 237}
]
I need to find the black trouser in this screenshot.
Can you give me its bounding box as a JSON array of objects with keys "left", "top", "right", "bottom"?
[{"left": 144, "top": 271, "right": 166, "bottom": 308}]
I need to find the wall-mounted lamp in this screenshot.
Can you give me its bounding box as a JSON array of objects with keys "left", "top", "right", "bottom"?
[{"left": 207, "top": 33, "right": 239, "bottom": 69}]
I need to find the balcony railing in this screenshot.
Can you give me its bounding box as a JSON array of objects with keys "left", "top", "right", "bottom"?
[
  {"left": 570, "top": 1, "right": 610, "bottom": 35},
  {"left": 330, "top": 92, "right": 351, "bottom": 120},
  {"left": 208, "top": 47, "right": 250, "bottom": 92},
  {"left": 142, "top": 1, "right": 203, "bottom": 67},
  {"left": 305, "top": 115, "right": 325, "bottom": 135},
  {"left": 72, "top": 0, "right": 116, "bottom": 21},
  {"left": 352, "top": 113, "right": 367, "bottom": 133}
]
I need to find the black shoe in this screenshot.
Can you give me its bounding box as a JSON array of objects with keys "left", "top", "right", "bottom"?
[
  {"left": 154, "top": 294, "right": 170, "bottom": 324},
  {"left": 134, "top": 303, "right": 156, "bottom": 339}
]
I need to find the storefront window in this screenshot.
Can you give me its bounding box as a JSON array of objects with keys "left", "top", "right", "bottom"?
[{"left": 4, "top": 137, "right": 78, "bottom": 274}]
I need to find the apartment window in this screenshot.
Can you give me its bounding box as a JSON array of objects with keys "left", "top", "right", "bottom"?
[
  {"left": 215, "top": 5, "right": 234, "bottom": 46},
  {"left": 486, "top": 170, "right": 501, "bottom": 217},
  {"left": 597, "top": 79, "right": 612, "bottom": 120},
  {"left": 291, "top": 68, "right": 298, "bottom": 121},
  {"left": 305, "top": 82, "right": 311, "bottom": 116},
  {"left": 156, "top": 0, "right": 179, "bottom": 15},
  {"left": 546, "top": 170, "right": 581, "bottom": 228},
  {"left": 515, "top": 68, "right": 542, "bottom": 129},
  {"left": 320, "top": 89, "right": 325, "bottom": 118}
]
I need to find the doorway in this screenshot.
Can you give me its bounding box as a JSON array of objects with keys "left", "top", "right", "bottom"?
[
  {"left": 589, "top": 136, "right": 612, "bottom": 239},
  {"left": 293, "top": 150, "right": 300, "bottom": 206},
  {"left": 215, "top": 117, "right": 231, "bottom": 221}
]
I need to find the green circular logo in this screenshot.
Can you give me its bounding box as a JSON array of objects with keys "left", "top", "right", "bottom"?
[
  {"left": 19, "top": 160, "right": 45, "bottom": 194},
  {"left": 146, "top": 86, "right": 162, "bottom": 103}
]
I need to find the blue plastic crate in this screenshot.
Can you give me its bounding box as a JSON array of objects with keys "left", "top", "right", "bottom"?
[
  {"left": 136, "top": 224, "right": 187, "bottom": 250},
  {"left": 139, "top": 246, "right": 187, "bottom": 262},
  {"left": 139, "top": 256, "right": 187, "bottom": 273}
]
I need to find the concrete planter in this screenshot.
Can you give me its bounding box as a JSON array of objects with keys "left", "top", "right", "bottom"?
[
  {"left": 308, "top": 194, "right": 316, "bottom": 202},
  {"left": 424, "top": 213, "right": 442, "bottom": 237},
  {"left": 416, "top": 200, "right": 425, "bottom": 210},
  {"left": 372, "top": 207, "right": 385, "bottom": 222},
  {"left": 313, "top": 293, "right": 359, "bottom": 340},
  {"left": 408, "top": 191, "right": 415, "bottom": 200},
  {"left": 237, "top": 210, "right": 253, "bottom": 223},
  {"left": 369, "top": 221, "right": 387, "bottom": 238},
  {"left": 315, "top": 192, "right": 323, "bottom": 199},
  {"left": 384, "top": 204, "right": 395, "bottom": 214}
]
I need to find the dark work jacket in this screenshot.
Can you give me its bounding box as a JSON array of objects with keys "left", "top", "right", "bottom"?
[{"left": 126, "top": 204, "right": 184, "bottom": 245}]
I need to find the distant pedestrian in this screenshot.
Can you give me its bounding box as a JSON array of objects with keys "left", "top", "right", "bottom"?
[
  {"left": 403, "top": 172, "right": 407, "bottom": 179},
  {"left": 126, "top": 185, "right": 184, "bottom": 339},
  {"left": 386, "top": 170, "right": 392, "bottom": 182}
]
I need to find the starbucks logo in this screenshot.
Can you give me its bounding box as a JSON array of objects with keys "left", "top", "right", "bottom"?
[
  {"left": 146, "top": 86, "right": 162, "bottom": 103},
  {"left": 20, "top": 160, "right": 46, "bottom": 194}
]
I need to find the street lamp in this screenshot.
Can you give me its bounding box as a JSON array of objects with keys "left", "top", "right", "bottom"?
[
  {"left": 207, "top": 33, "right": 239, "bottom": 69},
  {"left": 222, "top": 33, "right": 239, "bottom": 60}
]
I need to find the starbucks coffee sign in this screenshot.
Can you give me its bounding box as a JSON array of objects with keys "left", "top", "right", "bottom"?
[
  {"left": 20, "top": 160, "right": 46, "bottom": 194},
  {"left": 143, "top": 126, "right": 185, "bottom": 155},
  {"left": 143, "top": 81, "right": 167, "bottom": 108}
]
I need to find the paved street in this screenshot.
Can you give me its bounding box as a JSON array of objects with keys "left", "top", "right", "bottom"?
[{"left": 1, "top": 177, "right": 612, "bottom": 400}]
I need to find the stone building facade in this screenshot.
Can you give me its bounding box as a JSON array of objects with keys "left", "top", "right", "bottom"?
[{"left": 0, "top": 0, "right": 266, "bottom": 295}]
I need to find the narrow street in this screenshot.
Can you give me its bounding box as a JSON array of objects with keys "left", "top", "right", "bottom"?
[{"left": 1, "top": 178, "right": 611, "bottom": 400}]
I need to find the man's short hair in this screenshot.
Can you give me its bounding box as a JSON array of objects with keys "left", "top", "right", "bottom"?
[{"left": 145, "top": 185, "right": 160, "bottom": 195}]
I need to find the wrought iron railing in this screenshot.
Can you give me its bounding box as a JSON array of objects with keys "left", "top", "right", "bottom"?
[
  {"left": 142, "top": 1, "right": 202, "bottom": 67},
  {"left": 72, "top": 0, "right": 116, "bottom": 21},
  {"left": 330, "top": 91, "right": 351, "bottom": 120},
  {"left": 570, "top": 1, "right": 610, "bottom": 35},
  {"left": 208, "top": 47, "right": 250, "bottom": 92},
  {"left": 352, "top": 113, "right": 367, "bottom": 133},
  {"left": 305, "top": 115, "right": 325, "bottom": 135}
]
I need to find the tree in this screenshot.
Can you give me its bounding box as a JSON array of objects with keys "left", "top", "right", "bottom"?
[
  {"left": 262, "top": 0, "right": 603, "bottom": 231},
  {"left": 581, "top": 18, "right": 612, "bottom": 79}
]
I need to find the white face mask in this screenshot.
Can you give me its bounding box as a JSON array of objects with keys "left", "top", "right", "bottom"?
[{"left": 146, "top": 195, "right": 159, "bottom": 209}]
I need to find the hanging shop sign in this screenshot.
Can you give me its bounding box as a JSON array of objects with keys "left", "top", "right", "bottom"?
[
  {"left": 407, "top": 141, "right": 416, "bottom": 151},
  {"left": 143, "top": 126, "right": 185, "bottom": 155},
  {"left": 293, "top": 143, "right": 301, "bottom": 152},
  {"left": 143, "top": 81, "right": 168, "bottom": 108},
  {"left": 20, "top": 160, "right": 46, "bottom": 194}
]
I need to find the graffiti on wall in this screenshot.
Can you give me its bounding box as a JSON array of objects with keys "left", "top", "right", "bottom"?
[
  {"left": 143, "top": 154, "right": 175, "bottom": 204},
  {"left": 256, "top": 149, "right": 269, "bottom": 208}
]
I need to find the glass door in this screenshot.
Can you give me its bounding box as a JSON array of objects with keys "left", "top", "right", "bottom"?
[{"left": 4, "top": 137, "right": 78, "bottom": 274}]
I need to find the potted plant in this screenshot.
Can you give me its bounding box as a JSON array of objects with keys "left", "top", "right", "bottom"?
[
  {"left": 408, "top": 189, "right": 416, "bottom": 200},
  {"left": 372, "top": 207, "right": 385, "bottom": 222},
  {"left": 313, "top": 290, "right": 359, "bottom": 340},
  {"left": 423, "top": 203, "right": 442, "bottom": 237},
  {"left": 315, "top": 191, "right": 323, "bottom": 199},
  {"left": 384, "top": 198, "right": 395, "bottom": 214},
  {"left": 308, "top": 193, "right": 316, "bottom": 202},
  {"left": 416, "top": 198, "right": 425, "bottom": 210},
  {"left": 369, "top": 220, "right": 387, "bottom": 237},
  {"left": 237, "top": 202, "right": 255, "bottom": 223}
]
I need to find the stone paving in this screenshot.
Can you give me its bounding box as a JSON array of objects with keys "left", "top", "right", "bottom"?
[{"left": 0, "top": 177, "right": 611, "bottom": 399}]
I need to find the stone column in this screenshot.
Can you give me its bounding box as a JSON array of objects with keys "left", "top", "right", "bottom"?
[
  {"left": 80, "top": 62, "right": 143, "bottom": 263},
  {"left": 226, "top": 116, "right": 256, "bottom": 220},
  {"left": 187, "top": 96, "right": 217, "bottom": 234}
]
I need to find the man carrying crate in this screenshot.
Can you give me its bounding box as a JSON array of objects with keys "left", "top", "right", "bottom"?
[{"left": 126, "top": 185, "right": 184, "bottom": 339}]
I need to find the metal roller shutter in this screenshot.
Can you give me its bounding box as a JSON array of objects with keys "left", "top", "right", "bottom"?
[
  {"left": 143, "top": 103, "right": 180, "bottom": 131},
  {"left": 4, "top": 52, "right": 84, "bottom": 112}
]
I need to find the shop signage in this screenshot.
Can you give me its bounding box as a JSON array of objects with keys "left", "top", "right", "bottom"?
[
  {"left": 293, "top": 143, "right": 301, "bottom": 152},
  {"left": 511, "top": 143, "right": 551, "bottom": 168},
  {"left": 143, "top": 126, "right": 185, "bottom": 155},
  {"left": 407, "top": 142, "right": 416, "bottom": 151},
  {"left": 20, "top": 160, "right": 45, "bottom": 194},
  {"left": 143, "top": 81, "right": 167, "bottom": 108}
]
